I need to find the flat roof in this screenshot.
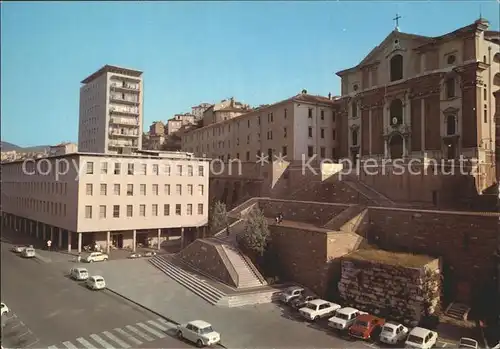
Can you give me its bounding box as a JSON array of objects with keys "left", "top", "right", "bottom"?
[
  {"left": 345, "top": 249, "right": 435, "bottom": 268},
  {"left": 1, "top": 151, "right": 210, "bottom": 165},
  {"left": 81, "top": 65, "right": 143, "bottom": 84}
]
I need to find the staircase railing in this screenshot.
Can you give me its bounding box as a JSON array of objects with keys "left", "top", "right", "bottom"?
[{"left": 217, "top": 245, "right": 239, "bottom": 288}]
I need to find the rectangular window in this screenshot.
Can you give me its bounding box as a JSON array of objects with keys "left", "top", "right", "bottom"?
[
  {"left": 308, "top": 146, "right": 314, "bottom": 157},
  {"left": 86, "top": 162, "right": 94, "bottom": 174},
  {"left": 198, "top": 184, "right": 204, "bottom": 195},
  {"left": 332, "top": 111, "right": 336, "bottom": 123},
  {"left": 320, "top": 109, "right": 325, "bottom": 120},
  {"left": 308, "top": 108, "right": 313, "bottom": 118},
  {"left": 127, "top": 205, "right": 133, "bottom": 217},
  {"left": 446, "top": 78, "right": 455, "bottom": 99},
  {"left": 187, "top": 204, "right": 193, "bottom": 215},
  {"left": 484, "top": 109, "right": 488, "bottom": 123},
  {"left": 85, "top": 205, "right": 92, "bottom": 218},
  {"left": 141, "top": 163, "right": 147, "bottom": 175},
  {"left": 320, "top": 128, "right": 325, "bottom": 138},
  {"left": 332, "top": 129, "right": 336, "bottom": 140},
  {"left": 320, "top": 147, "right": 326, "bottom": 158},
  {"left": 164, "top": 184, "right": 171, "bottom": 195},
  {"left": 282, "top": 146, "right": 287, "bottom": 157},
  {"left": 127, "top": 184, "right": 133, "bottom": 196},
  {"left": 332, "top": 147, "right": 337, "bottom": 158},
  {"left": 99, "top": 205, "right": 106, "bottom": 219},
  {"left": 165, "top": 165, "right": 171, "bottom": 176},
  {"left": 187, "top": 184, "right": 193, "bottom": 195},
  {"left": 101, "top": 162, "right": 108, "bottom": 174},
  {"left": 113, "top": 205, "right": 120, "bottom": 218},
  {"left": 152, "top": 164, "right": 159, "bottom": 175},
  {"left": 140, "top": 184, "right": 146, "bottom": 195},
  {"left": 246, "top": 151, "right": 250, "bottom": 161},
  {"left": 128, "top": 163, "right": 134, "bottom": 175},
  {"left": 284, "top": 127, "right": 287, "bottom": 138},
  {"left": 308, "top": 127, "right": 313, "bottom": 137},
  {"left": 152, "top": 204, "right": 158, "bottom": 216},
  {"left": 175, "top": 204, "right": 181, "bottom": 215},
  {"left": 100, "top": 184, "right": 107, "bottom": 195},
  {"left": 86, "top": 183, "right": 93, "bottom": 196},
  {"left": 114, "top": 184, "right": 120, "bottom": 195},
  {"left": 114, "top": 163, "right": 121, "bottom": 175},
  {"left": 176, "top": 184, "right": 182, "bottom": 195},
  {"left": 187, "top": 165, "right": 193, "bottom": 176},
  {"left": 164, "top": 204, "right": 170, "bottom": 216},
  {"left": 284, "top": 108, "right": 287, "bottom": 119},
  {"left": 176, "top": 165, "right": 182, "bottom": 176},
  {"left": 197, "top": 203, "right": 203, "bottom": 215},
  {"left": 152, "top": 184, "right": 159, "bottom": 195},
  {"left": 198, "top": 166, "right": 204, "bottom": 176},
  {"left": 140, "top": 204, "right": 146, "bottom": 216}
]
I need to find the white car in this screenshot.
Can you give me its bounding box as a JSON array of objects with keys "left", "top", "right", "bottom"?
[
  {"left": 405, "top": 327, "right": 438, "bottom": 349},
  {"left": 86, "top": 275, "right": 106, "bottom": 290},
  {"left": 459, "top": 338, "right": 478, "bottom": 349},
  {"left": 21, "top": 247, "right": 36, "bottom": 258},
  {"left": 1, "top": 303, "right": 9, "bottom": 316},
  {"left": 279, "top": 286, "right": 305, "bottom": 304},
  {"left": 69, "top": 267, "right": 89, "bottom": 281},
  {"left": 177, "top": 320, "right": 221, "bottom": 347},
  {"left": 380, "top": 321, "right": 409, "bottom": 344},
  {"left": 11, "top": 245, "right": 26, "bottom": 253},
  {"left": 328, "top": 307, "right": 367, "bottom": 330},
  {"left": 299, "top": 299, "right": 341, "bottom": 321},
  {"left": 84, "top": 252, "right": 109, "bottom": 263}
]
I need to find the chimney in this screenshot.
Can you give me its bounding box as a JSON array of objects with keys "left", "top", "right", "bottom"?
[{"left": 328, "top": 92, "right": 332, "bottom": 100}]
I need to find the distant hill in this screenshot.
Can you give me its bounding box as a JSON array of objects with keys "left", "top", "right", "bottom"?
[
  {"left": 1, "top": 141, "right": 50, "bottom": 152},
  {"left": 0, "top": 141, "right": 21, "bottom": 151}
]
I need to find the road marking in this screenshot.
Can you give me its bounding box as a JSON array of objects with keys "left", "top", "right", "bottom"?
[
  {"left": 102, "top": 331, "right": 130, "bottom": 348},
  {"left": 156, "top": 318, "right": 176, "bottom": 328},
  {"left": 113, "top": 328, "right": 142, "bottom": 346},
  {"left": 147, "top": 320, "right": 170, "bottom": 331},
  {"left": 125, "top": 325, "right": 154, "bottom": 342},
  {"left": 62, "top": 341, "right": 78, "bottom": 349},
  {"left": 47, "top": 346, "right": 59, "bottom": 349},
  {"left": 18, "top": 330, "right": 31, "bottom": 338},
  {"left": 135, "top": 322, "right": 165, "bottom": 339},
  {"left": 90, "top": 334, "right": 114, "bottom": 348},
  {"left": 76, "top": 337, "right": 97, "bottom": 349}
]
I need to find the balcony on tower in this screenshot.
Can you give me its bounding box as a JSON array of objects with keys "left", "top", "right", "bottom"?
[
  {"left": 110, "top": 116, "right": 139, "bottom": 127},
  {"left": 109, "top": 93, "right": 140, "bottom": 105},
  {"left": 109, "top": 106, "right": 139, "bottom": 116},
  {"left": 108, "top": 127, "right": 140, "bottom": 138},
  {"left": 110, "top": 79, "right": 140, "bottom": 93}
]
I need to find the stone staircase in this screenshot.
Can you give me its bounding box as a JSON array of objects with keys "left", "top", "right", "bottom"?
[
  {"left": 445, "top": 302, "right": 471, "bottom": 321},
  {"left": 344, "top": 175, "right": 395, "bottom": 207},
  {"left": 323, "top": 204, "right": 367, "bottom": 232},
  {"left": 149, "top": 255, "right": 226, "bottom": 305},
  {"left": 220, "top": 244, "right": 266, "bottom": 288}
]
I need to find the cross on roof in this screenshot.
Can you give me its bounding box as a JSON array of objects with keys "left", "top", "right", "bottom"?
[{"left": 393, "top": 13, "right": 401, "bottom": 29}]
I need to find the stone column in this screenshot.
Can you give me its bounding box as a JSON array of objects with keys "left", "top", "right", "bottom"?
[
  {"left": 42, "top": 225, "right": 46, "bottom": 241},
  {"left": 157, "top": 229, "right": 161, "bottom": 251},
  {"left": 67, "top": 231, "right": 72, "bottom": 253},
  {"left": 384, "top": 139, "right": 389, "bottom": 158},
  {"left": 180, "top": 227, "right": 185, "bottom": 249},
  {"left": 420, "top": 98, "right": 426, "bottom": 154},
  {"left": 132, "top": 230, "right": 137, "bottom": 252},
  {"left": 36, "top": 223, "right": 39, "bottom": 239},
  {"left": 403, "top": 137, "right": 407, "bottom": 158},
  {"left": 50, "top": 227, "right": 54, "bottom": 243},
  {"left": 106, "top": 231, "right": 111, "bottom": 254},
  {"left": 58, "top": 229, "right": 63, "bottom": 248},
  {"left": 77, "top": 233, "right": 82, "bottom": 253}
]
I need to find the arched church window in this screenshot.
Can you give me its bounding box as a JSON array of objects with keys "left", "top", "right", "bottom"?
[
  {"left": 446, "top": 115, "right": 456, "bottom": 136},
  {"left": 390, "top": 99, "right": 403, "bottom": 126},
  {"left": 352, "top": 129, "right": 358, "bottom": 146},
  {"left": 390, "top": 54, "right": 403, "bottom": 82},
  {"left": 351, "top": 102, "right": 357, "bottom": 118}
]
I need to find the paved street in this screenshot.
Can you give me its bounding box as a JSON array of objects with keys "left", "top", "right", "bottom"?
[{"left": 0, "top": 241, "right": 191, "bottom": 348}]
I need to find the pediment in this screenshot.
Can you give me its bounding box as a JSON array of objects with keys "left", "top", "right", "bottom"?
[{"left": 443, "top": 107, "right": 459, "bottom": 115}]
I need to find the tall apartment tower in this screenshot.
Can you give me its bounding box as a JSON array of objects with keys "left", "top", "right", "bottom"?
[{"left": 78, "top": 65, "right": 144, "bottom": 154}]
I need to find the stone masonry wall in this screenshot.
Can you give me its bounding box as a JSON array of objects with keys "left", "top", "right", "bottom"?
[
  {"left": 338, "top": 255, "right": 441, "bottom": 325},
  {"left": 178, "top": 239, "right": 236, "bottom": 287}
]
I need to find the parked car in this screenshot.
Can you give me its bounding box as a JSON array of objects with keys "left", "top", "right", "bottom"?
[
  {"left": 69, "top": 267, "right": 89, "bottom": 281},
  {"left": 348, "top": 314, "right": 385, "bottom": 340},
  {"left": 290, "top": 292, "right": 318, "bottom": 310},
  {"left": 11, "top": 245, "right": 26, "bottom": 253},
  {"left": 177, "top": 320, "right": 221, "bottom": 347},
  {"left": 328, "top": 307, "right": 367, "bottom": 331},
  {"left": 86, "top": 275, "right": 106, "bottom": 290},
  {"left": 299, "top": 299, "right": 341, "bottom": 321},
  {"left": 279, "top": 286, "right": 305, "bottom": 304},
  {"left": 1, "top": 303, "right": 9, "bottom": 316},
  {"left": 83, "top": 252, "right": 109, "bottom": 263},
  {"left": 459, "top": 338, "right": 478, "bottom": 349},
  {"left": 21, "top": 247, "right": 36, "bottom": 258},
  {"left": 379, "top": 321, "right": 409, "bottom": 344},
  {"left": 405, "top": 327, "right": 438, "bottom": 349}
]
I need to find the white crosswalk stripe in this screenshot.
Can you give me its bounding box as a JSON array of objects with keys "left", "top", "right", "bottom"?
[
  {"left": 147, "top": 320, "right": 169, "bottom": 331},
  {"left": 136, "top": 322, "right": 166, "bottom": 339},
  {"left": 62, "top": 342, "right": 78, "bottom": 349},
  {"left": 47, "top": 346, "right": 59, "bottom": 349},
  {"left": 125, "top": 324, "right": 155, "bottom": 342},
  {"left": 113, "top": 328, "right": 142, "bottom": 346},
  {"left": 89, "top": 334, "right": 114, "bottom": 348},
  {"left": 102, "top": 331, "right": 131, "bottom": 348},
  {"left": 76, "top": 337, "right": 97, "bottom": 349}
]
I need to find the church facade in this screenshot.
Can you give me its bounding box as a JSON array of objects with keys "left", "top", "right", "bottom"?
[{"left": 334, "top": 19, "right": 500, "bottom": 200}]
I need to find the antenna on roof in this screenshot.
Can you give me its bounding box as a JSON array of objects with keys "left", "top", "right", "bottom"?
[{"left": 479, "top": 4, "right": 483, "bottom": 19}]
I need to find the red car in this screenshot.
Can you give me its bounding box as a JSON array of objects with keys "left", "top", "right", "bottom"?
[{"left": 348, "top": 314, "right": 385, "bottom": 340}]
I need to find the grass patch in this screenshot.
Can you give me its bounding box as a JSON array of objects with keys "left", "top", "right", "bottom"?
[{"left": 345, "top": 248, "right": 435, "bottom": 268}]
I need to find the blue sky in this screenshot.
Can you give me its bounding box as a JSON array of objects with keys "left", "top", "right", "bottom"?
[{"left": 1, "top": 1, "right": 498, "bottom": 147}]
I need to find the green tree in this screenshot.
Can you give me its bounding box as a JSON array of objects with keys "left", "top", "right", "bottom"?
[
  {"left": 239, "top": 208, "right": 270, "bottom": 256},
  {"left": 209, "top": 200, "right": 229, "bottom": 235}
]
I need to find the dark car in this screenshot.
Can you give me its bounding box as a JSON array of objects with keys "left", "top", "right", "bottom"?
[{"left": 290, "top": 293, "right": 318, "bottom": 310}]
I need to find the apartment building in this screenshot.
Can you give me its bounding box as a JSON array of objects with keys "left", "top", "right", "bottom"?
[
  {"left": 149, "top": 121, "right": 165, "bottom": 136},
  {"left": 49, "top": 142, "right": 78, "bottom": 156},
  {"left": 1, "top": 152, "right": 209, "bottom": 253},
  {"left": 191, "top": 103, "right": 212, "bottom": 120},
  {"left": 181, "top": 91, "right": 338, "bottom": 162},
  {"left": 167, "top": 113, "right": 196, "bottom": 135},
  {"left": 78, "top": 65, "right": 144, "bottom": 154},
  {"left": 201, "top": 97, "right": 252, "bottom": 126}
]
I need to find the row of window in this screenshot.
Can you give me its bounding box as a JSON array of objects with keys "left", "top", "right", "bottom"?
[
  {"left": 5, "top": 182, "right": 68, "bottom": 196},
  {"left": 85, "top": 183, "right": 204, "bottom": 196},
  {"left": 86, "top": 162, "right": 205, "bottom": 176},
  {"left": 84, "top": 203, "right": 204, "bottom": 219},
  {"left": 9, "top": 196, "right": 67, "bottom": 217},
  {"left": 213, "top": 146, "right": 337, "bottom": 162}
]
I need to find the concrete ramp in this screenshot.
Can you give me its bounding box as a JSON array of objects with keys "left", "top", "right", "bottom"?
[{"left": 322, "top": 205, "right": 367, "bottom": 233}]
